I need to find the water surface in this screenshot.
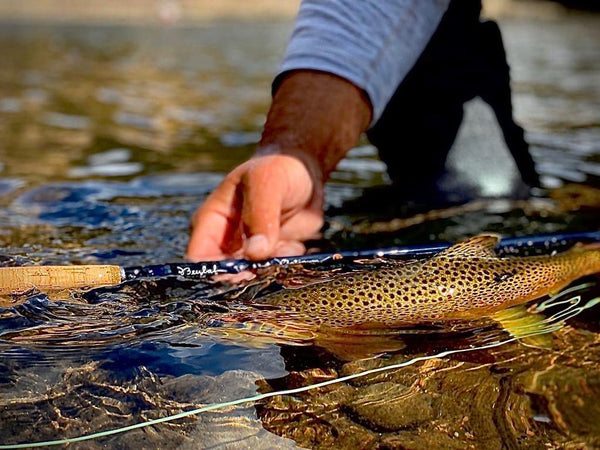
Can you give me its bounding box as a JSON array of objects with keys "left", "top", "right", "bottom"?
[{"left": 0, "top": 12, "right": 599, "bottom": 449}]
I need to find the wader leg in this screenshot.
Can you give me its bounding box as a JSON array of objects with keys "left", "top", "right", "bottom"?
[
  {"left": 368, "top": 0, "right": 540, "bottom": 193},
  {"left": 478, "top": 21, "right": 541, "bottom": 188}
]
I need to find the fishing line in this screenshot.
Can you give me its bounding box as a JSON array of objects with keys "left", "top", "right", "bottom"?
[
  {"left": 535, "top": 283, "right": 599, "bottom": 325},
  {"left": 3, "top": 294, "right": 599, "bottom": 449},
  {"left": 0, "top": 339, "right": 518, "bottom": 449},
  {"left": 536, "top": 282, "right": 594, "bottom": 311},
  {"left": 496, "top": 283, "right": 596, "bottom": 338}
]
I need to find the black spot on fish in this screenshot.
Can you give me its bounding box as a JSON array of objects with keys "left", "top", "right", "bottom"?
[{"left": 493, "top": 271, "right": 515, "bottom": 283}]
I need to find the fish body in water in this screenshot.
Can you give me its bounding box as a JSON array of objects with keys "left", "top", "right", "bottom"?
[{"left": 260, "top": 235, "right": 600, "bottom": 330}]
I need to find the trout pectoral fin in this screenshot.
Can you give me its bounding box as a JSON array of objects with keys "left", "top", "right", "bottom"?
[
  {"left": 491, "top": 306, "right": 555, "bottom": 350},
  {"left": 202, "top": 314, "right": 318, "bottom": 348}
]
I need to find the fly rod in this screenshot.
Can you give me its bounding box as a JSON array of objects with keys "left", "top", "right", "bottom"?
[{"left": 1, "top": 231, "right": 598, "bottom": 295}]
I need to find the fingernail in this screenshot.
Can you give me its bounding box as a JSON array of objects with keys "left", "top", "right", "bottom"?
[{"left": 245, "top": 234, "right": 269, "bottom": 258}]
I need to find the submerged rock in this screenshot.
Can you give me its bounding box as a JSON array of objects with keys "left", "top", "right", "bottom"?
[{"left": 255, "top": 326, "right": 600, "bottom": 449}]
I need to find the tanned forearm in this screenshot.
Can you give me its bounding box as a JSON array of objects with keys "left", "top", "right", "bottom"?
[{"left": 257, "top": 70, "right": 372, "bottom": 182}]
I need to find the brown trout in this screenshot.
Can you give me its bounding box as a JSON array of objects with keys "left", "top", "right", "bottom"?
[{"left": 259, "top": 235, "right": 600, "bottom": 330}]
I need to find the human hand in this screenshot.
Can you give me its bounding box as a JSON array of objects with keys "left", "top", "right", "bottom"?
[
  {"left": 186, "top": 153, "right": 324, "bottom": 261},
  {"left": 187, "top": 70, "right": 371, "bottom": 261}
]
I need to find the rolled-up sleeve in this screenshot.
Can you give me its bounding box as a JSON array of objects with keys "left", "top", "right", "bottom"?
[{"left": 278, "top": 0, "right": 450, "bottom": 124}]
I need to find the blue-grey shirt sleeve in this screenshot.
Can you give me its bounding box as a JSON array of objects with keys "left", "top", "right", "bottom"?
[{"left": 278, "top": 0, "right": 450, "bottom": 124}]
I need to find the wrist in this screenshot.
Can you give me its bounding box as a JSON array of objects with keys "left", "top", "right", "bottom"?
[{"left": 259, "top": 70, "right": 372, "bottom": 181}]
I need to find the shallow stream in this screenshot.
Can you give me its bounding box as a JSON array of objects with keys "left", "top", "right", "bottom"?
[{"left": 0, "top": 12, "right": 599, "bottom": 449}]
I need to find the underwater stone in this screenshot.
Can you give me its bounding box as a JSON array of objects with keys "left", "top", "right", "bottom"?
[{"left": 344, "top": 382, "right": 434, "bottom": 431}]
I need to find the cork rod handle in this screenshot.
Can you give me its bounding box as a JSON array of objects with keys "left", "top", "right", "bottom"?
[{"left": 0, "top": 265, "right": 123, "bottom": 294}]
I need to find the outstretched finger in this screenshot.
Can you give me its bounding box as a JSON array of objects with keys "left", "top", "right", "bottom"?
[
  {"left": 186, "top": 178, "right": 242, "bottom": 261},
  {"left": 186, "top": 209, "right": 238, "bottom": 260}
]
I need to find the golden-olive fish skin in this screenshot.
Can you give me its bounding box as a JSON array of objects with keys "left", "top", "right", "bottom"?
[{"left": 261, "top": 235, "right": 600, "bottom": 329}]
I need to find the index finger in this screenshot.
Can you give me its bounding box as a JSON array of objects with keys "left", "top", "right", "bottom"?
[{"left": 186, "top": 178, "right": 242, "bottom": 261}]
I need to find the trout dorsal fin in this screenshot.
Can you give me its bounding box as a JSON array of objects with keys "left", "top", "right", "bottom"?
[{"left": 439, "top": 234, "right": 500, "bottom": 258}]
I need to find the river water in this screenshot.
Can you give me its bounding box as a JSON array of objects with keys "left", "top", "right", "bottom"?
[{"left": 0, "top": 11, "right": 599, "bottom": 449}]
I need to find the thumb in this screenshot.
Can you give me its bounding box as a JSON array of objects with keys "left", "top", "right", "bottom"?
[{"left": 240, "top": 170, "right": 284, "bottom": 260}]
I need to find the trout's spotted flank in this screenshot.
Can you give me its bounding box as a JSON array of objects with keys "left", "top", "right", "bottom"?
[{"left": 261, "top": 235, "right": 600, "bottom": 329}]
